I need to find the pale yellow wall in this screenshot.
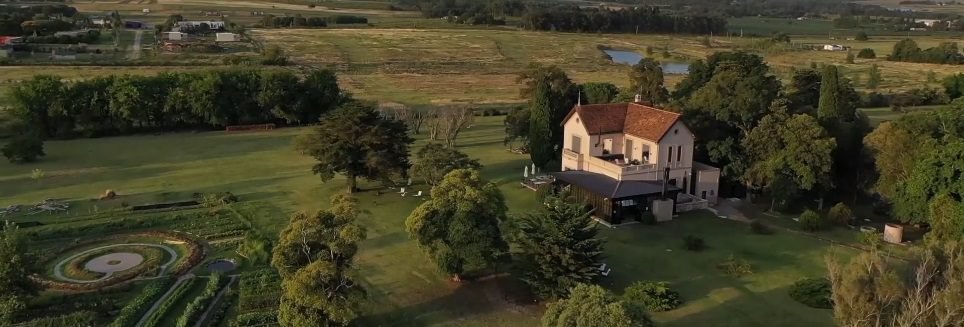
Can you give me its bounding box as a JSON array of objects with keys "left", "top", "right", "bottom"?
[
  {"left": 563, "top": 113, "right": 590, "bottom": 155},
  {"left": 589, "top": 133, "right": 623, "bottom": 157},
  {"left": 695, "top": 167, "right": 720, "bottom": 205},
  {"left": 656, "top": 121, "right": 695, "bottom": 171},
  {"left": 623, "top": 134, "right": 659, "bottom": 164}
]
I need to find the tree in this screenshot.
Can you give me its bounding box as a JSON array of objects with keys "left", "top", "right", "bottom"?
[
  {"left": 510, "top": 195, "right": 604, "bottom": 299},
  {"left": 437, "top": 105, "right": 474, "bottom": 147},
  {"left": 627, "top": 58, "right": 668, "bottom": 104},
  {"left": 405, "top": 169, "right": 508, "bottom": 280},
  {"left": 856, "top": 48, "right": 876, "bottom": 59},
  {"left": 411, "top": 143, "right": 482, "bottom": 186},
  {"left": 863, "top": 122, "right": 933, "bottom": 199},
  {"left": 503, "top": 106, "right": 530, "bottom": 150},
  {"left": 1, "top": 127, "right": 44, "bottom": 163},
  {"left": 542, "top": 284, "right": 654, "bottom": 327},
  {"left": 925, "top": 194, "right": 964, "bottom": 245},
  {"left": 271, "top": 196, "right": 367, "bottom": 327},
  {"left": 894, "top": 140, "right": 964, "bottom": 224},
  {"left": 580, "top": 82, "right": 618, "bottom": 104},
  {"left": 258, "top": 70, "right": 301, "bottom": 123},
  {"left": 0, "top": 222, "right": 38, "bottom": 325},
  {"left": 744, "top": 112, "right": 836, "bottom": 210},
  {"left": 529, "top": 78, "right": 556, "bottom": 168},
  {"left": 295, "top": 102, "right": 413, "bottom": 193},
  {"left": 942, "top": 73, "right": 964, "bottom": 100},
  {"left": 518, "top": 65, "right": 576, "bottom": 168},
  {"left": 787, "top": 68, "right": 822, "bottom": 114},
  {"left": 799, "top": 210, "right": 826, "bottom": 231},
  {"left": 827, "top": 203, "right": 853, "bottom": 226},
  {"left": 9, "top": 75, "right": 66, "bottom": 138},
  {"left": 866, "top": 64, "right": 881, "bottom": 90},
  {"left": 855, "top": 31, "right": 869, "bottom": 41},
  {"left": 818, "top": 65, "right": 857, "bottom": 122},
  {"left": 826, "top": 241, "right": 964, "bottom": 327},
  {"left": 296, "top": 69, "right": 345, "bottom": 123}
]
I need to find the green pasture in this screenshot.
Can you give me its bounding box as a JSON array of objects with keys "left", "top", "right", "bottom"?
[{"left": 0, "top": 116, "right": 859, "bottom": 326}]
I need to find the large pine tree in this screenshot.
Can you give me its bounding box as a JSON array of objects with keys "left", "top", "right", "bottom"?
[
  {"left": 529, "top": 79, "right": 555, "bottom": 168},
  {"left": 817, "top": 65, "right": 842, "bottom": 122},
  {"left": 510, "top": 195, "right": 604, "bottom": 299}
]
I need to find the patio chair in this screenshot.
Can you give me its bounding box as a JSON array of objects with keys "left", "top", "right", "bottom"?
[
  {"left": 601, "top": 268, "right": 611, "bottom": 277},
  {"left": 398, "top": 187, "right": 406, "bottom": 194},
  {"left": 598, "top": 263, "right": 607, "bottom": 271},
  {"left": 414, "top": 191, "right": 423, "bottom": 197}
]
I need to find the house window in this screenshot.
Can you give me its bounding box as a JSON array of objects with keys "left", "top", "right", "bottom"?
[
  {"left": 669, "top": 178, "right": 677, "bottom": 186},
  {"left": 701, "top": 191, "right": 707, "bottom": 199},
  {"left": 571, "top": 136, "right": 582, "bottom": 153},
  {"left": 667, "top": 146, "right": 673, "bottom": 163},
  {"left": 676, "top": 145, "right": 682, "bottom": 163},
  {"left": 674, "top": 129, "right": 678, "bottom": 134}
]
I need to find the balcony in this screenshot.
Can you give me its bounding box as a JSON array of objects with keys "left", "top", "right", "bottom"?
[{"left": 563, "top": 149, "right": 661, "bottom": 181}]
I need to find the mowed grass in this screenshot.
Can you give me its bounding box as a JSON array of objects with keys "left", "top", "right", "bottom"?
[{"left": 0, "top": 116, "right": 849, "bottom": 326}]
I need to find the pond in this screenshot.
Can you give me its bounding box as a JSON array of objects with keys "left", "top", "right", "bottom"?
[
  {"left": 603, "top": 49, "right": 690, "bottom": 74},
  {"left": 207, "top": 259, "right": 237, "bottom": 273}
]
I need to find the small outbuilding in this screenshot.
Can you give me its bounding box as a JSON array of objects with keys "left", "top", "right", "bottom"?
[
  {"left": 823, "top": 44, "right": 845, "bottom": 51},
  {"left": 215, "top": 32, "right": 241, "bottom": 42},
  {"left": 163, "top": 32, "right": 187, "bottom": 41}
]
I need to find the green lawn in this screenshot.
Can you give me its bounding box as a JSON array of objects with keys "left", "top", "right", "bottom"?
[
  {"left": 1, "top": 116, "right": 851, "bottom": 326},
  {"left": 859, "top": 105, "right": 943, "bottom": 126}
]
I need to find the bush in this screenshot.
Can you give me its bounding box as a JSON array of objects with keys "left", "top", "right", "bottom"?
[
  {"left": 749, "top": 220, "right": 773, "bottom": 235},
  {"left": 798, "top": 210, "right": 826, "bottom": 231},
  {"left": 623, "top": 281, "right": 682, "bottom": 312},
  {"left": 682, "top": 235, "right": 705, "bottom": 251},
  {"left": 788, "top": 278, "right": 832, "bottom": 309},
  {"left": 858, "top": 231, "right": 882, "bottom": 249},
  {"left": 857, "top": 48, "right": 876, "bottom": 59},
  {"left": 2, "top": 131, "right": 45, "bottom": 163},
  {"left": 827, "top": 203, "right": 853, "bottom": 226},
  {"left": 855, "top": 31, "right": 869, "bottom": 41},
  {"left": 640, "top": 210, "right": 657, "bottom": 225},
  {"left": 717, "top": 255, "right": 753, "bottom": 277}
]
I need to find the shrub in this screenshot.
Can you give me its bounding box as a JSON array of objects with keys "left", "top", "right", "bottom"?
[
  {"left": 717, "top": 255, "right": 752, "bottom": 277},
  {"left": 2, "top": 131, "right": 45, "bottom": 163},
  {"left": 623, "top": 281, "right": 682, "bottom": 312},
  {"left": 858, "top": 231, "right": 882, "bottom": 249},
  {"left": 827, "top": 203, "right": 853, "bottom": 226},
  {"left": 855, "top": 31, "right": 869, "bottom": 41},
  {"left": 640, "top": 210, "right": 657, "bottom": 225},
  {"left": 749, "top": 220, "right": 773, "bottom": 235},
  {"left": 788, "top": 278, "right": 832, "bottom": 309},
  {"left": 682, "top": 235, "right": 705, "bottom": 251},
  {"left": 798, "top": 210, "right": 826, "bottom": 231},
  {"left": 857, "top": 48, "right": 876, "bottom": 59}
]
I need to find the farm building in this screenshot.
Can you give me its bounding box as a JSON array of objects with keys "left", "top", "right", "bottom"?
[
  {"left": 163, "top": 32, "right": 187, "bottom": 41},
  {"left": 916, "top": 19, "right": 940, "bottom": 27},
  {"left": 823, "top": 44, "right": 846, "bottom": 51},
  {"left": 174, "top": 21, "right": 226, "bottom": 31},
  {"left": 215, "top": 33, "right": 241, "bottom": 42}
]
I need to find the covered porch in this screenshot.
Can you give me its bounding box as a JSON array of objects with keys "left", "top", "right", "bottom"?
[{"left": 550, "top": 171, "right": 681, "bottom": 226}]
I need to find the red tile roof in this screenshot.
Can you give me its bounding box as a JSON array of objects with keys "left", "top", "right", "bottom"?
[{"left": 563, "top": 103, "right": 682, "bottom": 142}]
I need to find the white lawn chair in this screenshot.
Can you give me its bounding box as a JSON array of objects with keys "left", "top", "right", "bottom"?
[
  {"left": 414, "top": 191, "right": 423, "bottom": 197},
  {"left": 598, "top": 263, "right": 607, "bottom": 271},
  {"left": 398, "top": 187, "right": 406, "bottom": 194},
  {"left": 601, "top": 268, "right": 611, "bottom": 277}
]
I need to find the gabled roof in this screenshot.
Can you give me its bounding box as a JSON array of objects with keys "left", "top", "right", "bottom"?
[{"left": 562, "top": 103, "right": 682, "bottom": 142}]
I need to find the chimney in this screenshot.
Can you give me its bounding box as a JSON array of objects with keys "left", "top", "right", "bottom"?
[{"left": 634, "top": 94, "right": 642, "bottom": 103}]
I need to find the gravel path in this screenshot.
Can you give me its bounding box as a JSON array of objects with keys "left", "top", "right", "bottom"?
[
  {"left": 53, "top": 243, "right": 178, "bottom": 283},
  {"left": 130, "top": 30, "right": 143, "bottom": 59}
]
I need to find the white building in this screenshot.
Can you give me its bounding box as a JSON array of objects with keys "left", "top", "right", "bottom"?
[
  {"left": 215, "top": 32, "right": 241, "bottom": 42},
  {"left": 174, "top": 21, "right": 226, "bottom": 31},
  {"left": 162, "top": 32, "right": 187, "bottom": 40},
  {"left": 823, "top": 44, "right": 845, "bottom": 51},
  {"left": 916, "top": 19, "right": 940, "bottom": 27}
]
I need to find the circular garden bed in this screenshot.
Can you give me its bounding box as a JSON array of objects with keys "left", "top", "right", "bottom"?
[{"left": 35, "top": 231, "right": 205, "bottom": 291}]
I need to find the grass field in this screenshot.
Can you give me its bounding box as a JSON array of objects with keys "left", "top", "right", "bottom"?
[
  {"left": 859, "top": 105, "right": 943, "bottom": 125},
  {"left": 0, "top": 116, "right": 860, "bottom": 326}
]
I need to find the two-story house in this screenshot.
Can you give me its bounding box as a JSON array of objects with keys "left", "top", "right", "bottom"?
[{"left": 550, "top": 100, "right": 720, "bottom": 225}]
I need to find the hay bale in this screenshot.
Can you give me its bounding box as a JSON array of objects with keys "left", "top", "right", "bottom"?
[{"left": 99, "top": 189, "right": 117, "bottom": 200}]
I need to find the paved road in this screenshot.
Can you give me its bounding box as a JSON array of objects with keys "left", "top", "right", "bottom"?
[{"left": 130, "top": 30, "right": 143, "bottom": 60}]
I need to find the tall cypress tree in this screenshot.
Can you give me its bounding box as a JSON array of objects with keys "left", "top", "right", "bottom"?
[
  {"left": 817, "top": 65, "right": 842, "bottom": 122},
  {"left": 529, "top": 78, "right": 555, "bottom": 168}
]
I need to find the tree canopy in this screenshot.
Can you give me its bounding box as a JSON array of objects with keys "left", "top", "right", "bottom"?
[
  {"left": 295, "top": 102, "right": 413, "bottom": 193},
  {"left": 509, "top": 195, "right": 604, "bottom": 299},
  {"left": 411, "top": 143, "right": 482, "bottom": 186},
  {"left": 271, "top": 196, "right": 367, "bottom": 326},
  {"left": 542, "top": 284, "right": 653, "bottom": 327},
  {"left": 0, "top": 222, "right": 38, "bottom": 325},
  {"left": 405, "top": 169, "right": 508, "bottom": 279},
  {"left": 580, "top": 82, "right": 619, "bottom": 104},
  {"left": 519, "top": 65, "right": 576, "bottom": 168},
  {"left": 627, "top": 58, "right": 668, "bottom": 104}
]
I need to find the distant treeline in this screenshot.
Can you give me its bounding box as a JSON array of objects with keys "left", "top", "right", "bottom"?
[
  {"left": 0, "top": 4, "right": 78, "bottom": 36},
  {"left": 258, "top": 14, "right": 368, "bottom": 28},
  {"left": 8, "top": 69, "right": 346, "bottom": 139},
  {"left": 890, "top": 39, "right": 963, "bottom": 65},
  {"left": 585, "top": 0, "right": 949, "bottom": 19},
  {"left": 521, "top": 6, "right": 726, "bottom": 34},
  {"left": 397, "top": 0, "right": 526, "bottom": 18}
]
